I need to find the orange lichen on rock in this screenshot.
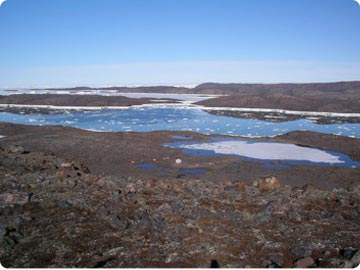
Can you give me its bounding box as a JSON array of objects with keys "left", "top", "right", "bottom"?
[{"left": 258, "top": 177, "right": 281, "bottom": 191}]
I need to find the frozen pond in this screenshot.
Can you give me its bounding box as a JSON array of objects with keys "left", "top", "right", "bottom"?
[
  {"left": 0, "top": 106, "right": 360, "bottom": 138},
  {"left": 165, "top": 138, "right": 360, "bottom": 168}
]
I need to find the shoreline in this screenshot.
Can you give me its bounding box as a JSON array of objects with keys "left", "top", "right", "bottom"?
[{"left": 1, "top": 103, "right": 360, "bottom": 118}]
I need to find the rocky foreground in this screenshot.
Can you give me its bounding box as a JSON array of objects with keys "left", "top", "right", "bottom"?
[{"left": 1, "top": 144, "right": 360, "bottom": 268}]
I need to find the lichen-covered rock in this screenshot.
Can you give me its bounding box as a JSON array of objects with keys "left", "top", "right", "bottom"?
[{"left": 259, "top": 177, "right": 281, "bottom": 191}]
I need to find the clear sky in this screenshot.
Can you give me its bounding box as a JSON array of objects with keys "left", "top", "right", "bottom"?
[{"left": 0, "top": 0, "right": 360, "bottom": 88}]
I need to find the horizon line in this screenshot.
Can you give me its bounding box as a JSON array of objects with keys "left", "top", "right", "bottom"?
[{"left": 2, "top": 80, "right": 360, "bottom": 90}]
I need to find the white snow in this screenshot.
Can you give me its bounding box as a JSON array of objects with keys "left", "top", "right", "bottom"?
[
  {"left": 1, "top": 102, "right": 360, "bottom": 118},
  {"left": 178, "top": 140, "right": 344, "bottom": 164}
]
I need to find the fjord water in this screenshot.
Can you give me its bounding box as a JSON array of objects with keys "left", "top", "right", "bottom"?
[{"left": 0, "top": 107, "right": 359, "bottom": 138}]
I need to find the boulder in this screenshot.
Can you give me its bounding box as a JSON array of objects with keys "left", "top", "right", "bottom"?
[
  {"left": 8, "top": 145, "right": 25, "bottom": 154},
  {"left": 294, "top": 257, "right": 315, "bottom": 268},
  {"left": 266, "top": 252, "right": 284, "bottom": 267},
  {"left": 259, "top": 177, "right": 280, "bottom": 191},
  {"left": 350, "top": 249, "right": 360, "bottom": 267}
]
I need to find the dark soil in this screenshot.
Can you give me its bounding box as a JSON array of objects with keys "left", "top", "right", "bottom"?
[
  {"left": 196, "top": 94, "right": 360, "bottom": 113},
  {"left": 0, "top": 122, "right": 359, "bottom": 191},
  {"left": 0, "top": 94, "right": 179, "bottom": 107},
  {"left": 0, "top": 141, "right": 359, "bottom": 267},
  {"left": 0, "top": 123, "right": 359, "bottom": 267}
]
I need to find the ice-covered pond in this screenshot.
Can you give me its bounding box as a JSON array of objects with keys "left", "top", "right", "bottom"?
[{"left": 165, "top": 137, "right": 360, "bottom": 168}]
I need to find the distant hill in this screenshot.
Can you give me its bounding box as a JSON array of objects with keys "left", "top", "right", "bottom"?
[
  {"left": 193, "top": 81, "right": 360, "bottom": 97},
  {"left": 38, "top": 81, "right": 360, "bottom": 97},
  {"left": 194, "top": 81, "right": 360, "bottom": 113},
  {"left": 20, "top": 81, "right": 360, "bottom": 113}
]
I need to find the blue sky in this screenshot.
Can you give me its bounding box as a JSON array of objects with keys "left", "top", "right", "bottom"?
[{"left": 0, "top": 0, "right": 360, "bottom": 88}]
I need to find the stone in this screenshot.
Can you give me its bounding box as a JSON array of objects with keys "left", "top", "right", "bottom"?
[
  {"left": 264, "top": 200, "right": 289, "bottom": 216},
  {"left": 350, "top": 249, "right": 360, "bottom": 266},
  {"left": 15, "top": 215, "right": 32, "bottom": 229},
  {"left": 8, "top": 145, "right": 25, "bottom": 154},
  {"left": 341, "top": 260, "right": 354, "bottom": 268},
  {"left": 350, "top": 185, "right": 360, "bottom": 193},
  {"left": 291, "top": 246, "right": 311, "bottom": 257},
  {"left": 294, "top": 257, "right": 315, "bottom": 268},
  {"left": 266, "top": 252, "right": 284, "bottom": 267},
  {"left": 259, "top": 177, "right": 280, "bottom": 191},
  {"left": 223, "top": 180, "right": 232, "bottom": 186},
  {"left": 60, "top": 162, "right": 72, "bottom": 169},
  {"left": 54, "top": 200, "right": 72, "bottom": 208},
  {"left": 287, "top": 210, "right": 302, "bottom": 222},
  {"left": 0, "top": 224, "right": 7, "bottom": 237}
]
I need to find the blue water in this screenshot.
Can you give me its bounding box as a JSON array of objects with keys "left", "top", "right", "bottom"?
[
  {"left": 179, "top": 168, "right": 207, "bottom": 175},
  {"left": 0, "top": 107, "right": 359, "bottom": 138},
  {"left": 172, "top": 135, "right": 193, "bottom": 140},
  {"left": 137, "top": 163, "right": 158, "bottom": 170}
]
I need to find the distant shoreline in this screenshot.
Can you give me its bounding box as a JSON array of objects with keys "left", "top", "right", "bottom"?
[{"left": 1, "top": 102, "right": 360, "bottom": 118}]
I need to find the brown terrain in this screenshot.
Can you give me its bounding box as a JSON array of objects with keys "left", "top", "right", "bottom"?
[
  {"left": 0, "top": 122, "right": 360, "bottom": 267},
  {"left": 196, "top": 94, "right": 360, "bottom": 113},
  {"left": 0, "top": 94, "right": 178, "bottom": 107},
  {"left": 192, "top": 82, "right": 360, "bottom": 113}
]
